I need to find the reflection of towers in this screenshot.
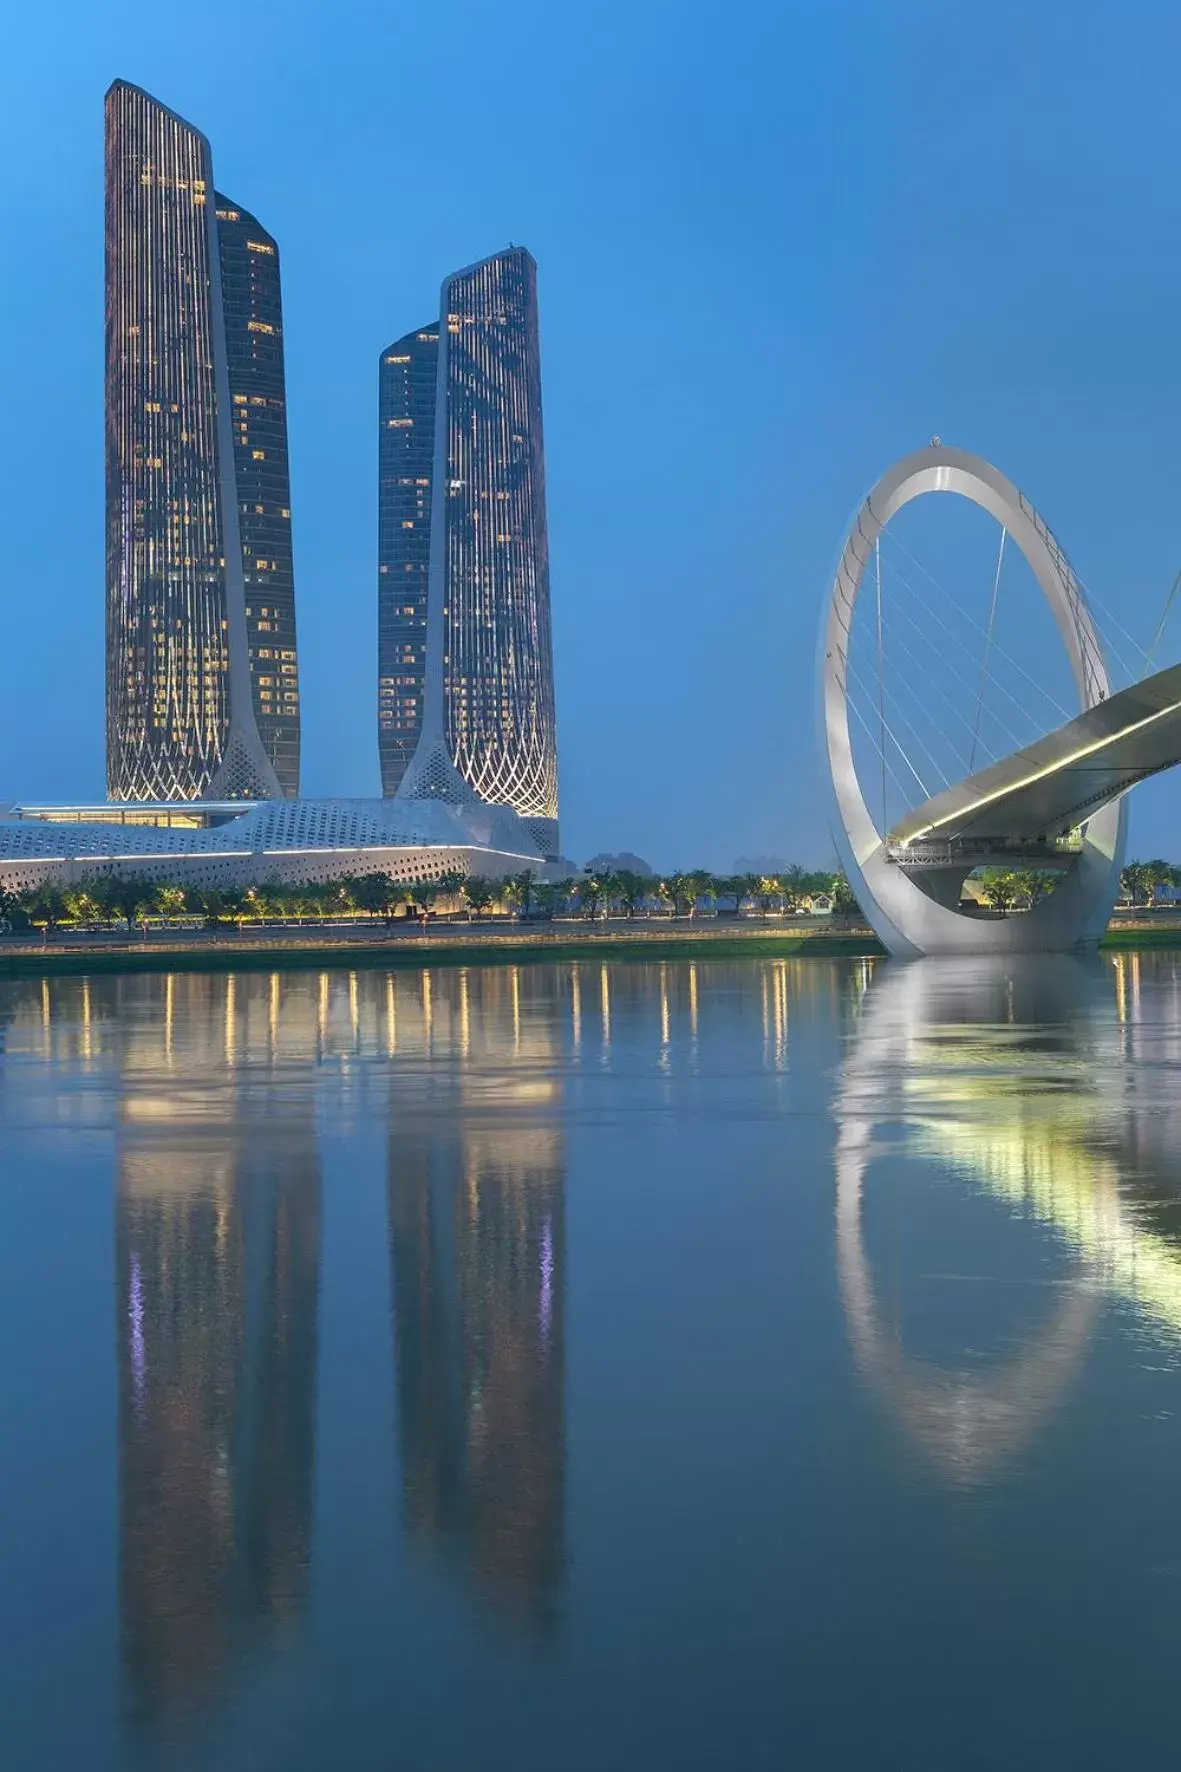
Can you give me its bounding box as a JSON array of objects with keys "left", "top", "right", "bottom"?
[
  {"left": 387, "top": 969, "right": 565, "bottom": 1631},
  {"left": 115, "top": 973, "right": 321, "bottom": 1724}
]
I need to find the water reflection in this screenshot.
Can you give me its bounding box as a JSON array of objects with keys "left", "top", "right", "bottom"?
[
  {"left": 836, "top": 955, "right": 1181, "bottom": 1485},
  {"left": 385, "top": 967, "right": 566, "bottom": 1635},
  {"left": 114, "top": 976, "right": 322, "bottom": 1730}
]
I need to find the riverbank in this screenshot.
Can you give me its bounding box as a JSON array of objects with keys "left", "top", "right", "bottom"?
[
  {"left": 1, "top": 911, "right": 1178, "bottom": 979},
  {"left": 0, "top": 918, "right": 883, "bottom": 980}
]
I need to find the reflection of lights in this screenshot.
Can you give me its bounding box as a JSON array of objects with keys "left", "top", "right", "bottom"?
[
  {"left": 386, "top": 974, "right": 397, "bottom": 1056},
  {"left": 128, "top": 1253, "right": 146, "bottom": 1409},
  {"left": 600, "top": 963, "right": 611, "bottom": 1053},
  {"left": 659, "top": 963, "right": 670, "bottom": 1069},
  {"left": 349, "top": 971, "right": 359, "bottom": 1044},
  {"left": 224, "top": 974, "right": 236, "bottom": 1064},
  {"left": 688, "top": 964, "right": 698, "bottom": 1043},
  {"left": 570, "top": 965, "right": 581, "bottom": 1053},
  {"left": 539, "top": 1216, "right": 553, "bottom": 1340}
]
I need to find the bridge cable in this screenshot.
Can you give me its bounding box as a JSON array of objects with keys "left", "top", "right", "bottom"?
[
  {"left": 876, "top": 613, "right": 1013, "bottom": 767},
  {"left": 1144, "top": 564, "right": 1181, "bottom": 674},
  {"left": 968, "top": 528, "right": 1006, "bottom": 775},
  {"left": 847, "top": 648, "right": 936, "bottom": 793},
  {"left": 845, "top": 691, "right": 921, "bottom": 826},
  {"left": 879, "top": 528, "right": 1072, "bottom": 721},
  {"left": 876, "top": 576, "right": 1029, "bottom": 755},
  {"left": 846, "top": 656, "right": 930, "bottom": 804},
  {"left": 1070, "top": 575, "right": 1148, "bottom": 684}
]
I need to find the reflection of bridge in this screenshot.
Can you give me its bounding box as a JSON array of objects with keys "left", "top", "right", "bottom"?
[
  {"left": 836, "top": 955, "right": 1181, "bottom": 1484},
  {"left": 823, "top": 444, "right": 1181, "bottom": 955}
]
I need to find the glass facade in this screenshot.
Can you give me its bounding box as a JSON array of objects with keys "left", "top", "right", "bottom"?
[
  {"left": 441, "top": 250, "right": 558, "bottom": 856},
  {"left": 377, "top": 326, "right": 438, "bottom": 795},
  {"left": 380, "top": 249, "right": 559, "bottom": 855},
  {"left": 216, "top": 200, "right": 301, "bottom": 797},
  {"left": 105, "top": 82, "right": 296, "bottom": 802}
]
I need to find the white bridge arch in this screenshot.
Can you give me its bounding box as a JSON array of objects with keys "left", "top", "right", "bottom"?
[{"left": 821, "top": 443, "right": 1126, "bottom": 956}]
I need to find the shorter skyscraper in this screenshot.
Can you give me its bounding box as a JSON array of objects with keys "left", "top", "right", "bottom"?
[
  {"left": 378, "top": 326, "right": 438, "bottom": 796},
  {"left": 379, "top": 248, "right": 560, "bottom": 857}
]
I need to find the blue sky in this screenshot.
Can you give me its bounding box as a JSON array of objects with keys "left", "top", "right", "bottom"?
[{"left": 2, "top": 0, "right": 1181, "bottom": 869}]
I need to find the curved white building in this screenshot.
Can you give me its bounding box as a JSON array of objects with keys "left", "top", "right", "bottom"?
[{"left": 0, "top": 796, "right": 547, "bottom": 894}]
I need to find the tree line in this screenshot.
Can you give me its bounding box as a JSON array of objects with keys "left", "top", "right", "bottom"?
[
  {"left": 0, "top": 864, "right": 860, "bottom": 934},
  {"left": 972, "top": 859, "right": 1181, "bottom": 915}
]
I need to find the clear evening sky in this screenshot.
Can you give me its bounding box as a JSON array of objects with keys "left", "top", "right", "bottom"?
[{"left": 2, "top": 1, "right": 1181, "bottom": 869}]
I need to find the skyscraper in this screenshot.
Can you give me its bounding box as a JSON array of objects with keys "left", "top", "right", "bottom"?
[
  {"left": 377, "top": 325, "right": 438, "bottom": 796},
  {"left": 105, "top": 81, "right": 298, "bottom": 802},
  {"left": 216, "top": 201, "right": 301, "bottom": 797},
  {"left": 379, "top": 248, "right": 559, "bottom": 857}
]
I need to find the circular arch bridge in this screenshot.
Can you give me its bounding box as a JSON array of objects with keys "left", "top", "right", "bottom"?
[{"left": 820, "top": 443, "right": 1133, "bottom": 956}]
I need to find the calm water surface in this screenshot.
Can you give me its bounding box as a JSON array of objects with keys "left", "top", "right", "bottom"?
[{"left": 3, "top": 952, "right": 1181, "bottom": 1768}]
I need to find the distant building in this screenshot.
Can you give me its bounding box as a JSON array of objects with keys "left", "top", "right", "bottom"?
[
  {"left": 378, "top": 326, "right": 439, "bottom": 795},
  {"left": 584, "top": 852, "right": 654, "bottom": 877},
  {"left": 734, "top": 855, "right": 789, "bottom": 876},
  {"left": 105, "top": 81, "right": 298, "bottom": 802},
  {"left": 381, "top": 249, "right": 560, "bottom": 858}
]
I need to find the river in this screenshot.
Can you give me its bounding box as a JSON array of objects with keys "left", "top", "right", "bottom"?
[{"left": 1, "top": 952, "right": 1179, "bottom": 1768}]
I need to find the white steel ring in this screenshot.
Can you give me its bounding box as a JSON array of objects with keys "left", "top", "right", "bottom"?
[{"left": 818, "top": 443, "right": 1125, "bottom": 956}]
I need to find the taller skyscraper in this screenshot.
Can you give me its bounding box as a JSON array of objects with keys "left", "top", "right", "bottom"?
[
  {"left": 379, "top": 248, "right": 559, "bottom": 857},
  {"left": 105, "top": 81, "right": 299, "bottom": 801}
]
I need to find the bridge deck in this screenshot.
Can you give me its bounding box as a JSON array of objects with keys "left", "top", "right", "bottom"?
[{"left": 889, "top": 661, "right": 1181, "bottom": 845}]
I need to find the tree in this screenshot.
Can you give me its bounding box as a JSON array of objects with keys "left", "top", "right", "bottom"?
[
  {"left": 431, "top": 868, "right": 469, "bottom": 916},
  {"left": 95, "top": 875, "right": 152, "bottom": 930},
  {"left": 155, "top": 884, "right": 186, "bottom": 924},
  {"left": 577, "top": 874, "right": 606, "bottom": 919},
  {"left": 350, "top": 871, "right": 399, "bottom": 920},
  {"left": 780, "top": 864, "right": 809, "bottom": 915},
  {"left": 829, "top": 872, "right": 859, "bottom": 916},
  {"left": 614, "top": 870, "right": 647, "bottom": 918},
  {"left": 463, "top": 876, "right": 498, "bottom": 919},
  {"left": 533, "top": 880, "right": 570, "bottom": 920},
  {"left": 503, "top": 869, "right": 538, "bottom": 918},
  {"left": 25, "top": 884, "right": 69, "bottom": 932},
  {"left": 727, "top": 873, "right": 759, "bottom": 916},
  {"left": 199, "top": 888, "right": 227, "bottom": 927},
  {"left": 684, "top": 870, "right": 714, "bottom": 916},
  {"left": 756, "top": 875, "right": 781, "bottom": 917},
  {"left": 65, "top": 888, "right": 100, "bottom": 927},
  {"left": 978, "top": 869, "right": 1020, "bottom": 915},
  {"left": 220, "top": 886, "right": 250, "bottom": 928},
  {"left": 1014, "top": 869, "right": 1055, "bottom": 910},
  {"left": 0, "top": 887, "right": 26, "bottom": 932}
]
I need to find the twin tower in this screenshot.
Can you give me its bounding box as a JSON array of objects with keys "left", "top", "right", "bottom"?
[{"left": 104, "top": 81, "right": 560, "bottom": 857}]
